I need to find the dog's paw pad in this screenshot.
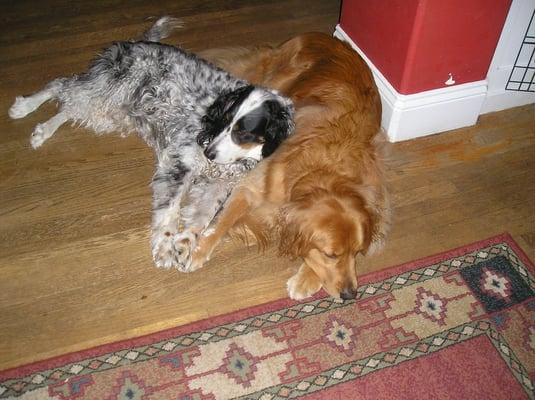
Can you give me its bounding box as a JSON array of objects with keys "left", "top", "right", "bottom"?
[{"left": 9, "top": 96, "right": 32, "bottom": 119}]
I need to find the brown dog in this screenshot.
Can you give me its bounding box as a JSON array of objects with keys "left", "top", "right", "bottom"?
[{"left": 190, "top": 33, "right": 390, "bottom": 300}]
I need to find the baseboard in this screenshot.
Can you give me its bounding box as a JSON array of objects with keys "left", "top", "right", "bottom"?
[
  {"left": 481, "top": 89, "right": 535, "bottom": 114},
  {"left": 334, "top": 25, "right": 488, "bottom": 142}
]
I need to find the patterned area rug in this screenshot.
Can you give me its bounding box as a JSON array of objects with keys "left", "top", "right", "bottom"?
[{"left": 1, "top": 233, "right": 534, "bottom": 399}]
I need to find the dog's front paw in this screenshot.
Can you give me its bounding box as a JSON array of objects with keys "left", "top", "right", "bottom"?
[
  {"left": 9, "top": 96, "right": 32, "bottom": 119},
  {"left": 286, "top": 273, "right": 322, "bottom": 300},
  {"left": 151, "top": 228, "right": 203, "bottom": 272},
  {"left": 151, "top": 230, "right": 184, "bottom": 270},
  {"left": 185, "top": 229, "right": 217, "bottom": 272},
  {"left": 173, "top": 230, "right": 198, "bottom": 273},
  {"left": 186, "top": 246, "right": 209, "bottom": 273}
]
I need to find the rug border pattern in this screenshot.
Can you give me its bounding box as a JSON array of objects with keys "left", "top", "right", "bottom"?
[{"left": 235, "top": 319, "right": 534, "bottom": 399}]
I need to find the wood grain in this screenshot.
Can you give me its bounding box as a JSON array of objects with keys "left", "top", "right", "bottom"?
[{"left": 1, "top": 0, "right": 534, "bottom": 370}]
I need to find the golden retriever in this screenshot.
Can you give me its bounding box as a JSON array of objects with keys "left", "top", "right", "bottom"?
[{"left": 190, "top": 32, "right": 390, "bottom": 300}]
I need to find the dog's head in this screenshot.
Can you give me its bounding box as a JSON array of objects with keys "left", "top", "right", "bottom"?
[
  {"left": 198, "top": 85, "right": 294, "bottom": 164},
  {"left": 279, "top": 185, "right": 376, "bottom": 300}
]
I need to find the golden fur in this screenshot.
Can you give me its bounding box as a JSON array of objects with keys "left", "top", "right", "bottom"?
[{"left": 191, "top": 33, "right": 390, "bottom": 300}]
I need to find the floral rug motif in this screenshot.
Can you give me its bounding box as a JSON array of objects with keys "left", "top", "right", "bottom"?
[{"left": 1, "top": 233, "right": 534, "bottom": 399}]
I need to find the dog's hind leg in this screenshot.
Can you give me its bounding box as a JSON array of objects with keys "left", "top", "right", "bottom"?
[
  {"left": 30, "top": 111, "right": 69, "bottom": 149},
  {"left": 9, "top": 79, "right": 64, "bottom": 119}
]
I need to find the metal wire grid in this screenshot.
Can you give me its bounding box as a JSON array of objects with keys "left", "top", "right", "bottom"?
[{"left": 506, "top": 9, "right": 535, "bottom": 92}]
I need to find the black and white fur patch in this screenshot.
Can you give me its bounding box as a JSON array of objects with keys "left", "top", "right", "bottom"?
[{"left": 201, "top": 87, "right": 294, "bottom": 163}]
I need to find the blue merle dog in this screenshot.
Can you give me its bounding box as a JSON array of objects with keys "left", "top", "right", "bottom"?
[{"left": 8, "top": 17, "right": 294, "bottom": 271}]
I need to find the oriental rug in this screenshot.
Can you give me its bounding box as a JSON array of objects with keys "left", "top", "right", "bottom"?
[{"left": 1, "top": 233, "right": 534, "bottom": 399}]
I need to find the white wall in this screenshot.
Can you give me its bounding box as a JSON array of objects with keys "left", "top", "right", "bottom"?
[{"left": 481, "top": 0, "right": 535, "bottom": 114}]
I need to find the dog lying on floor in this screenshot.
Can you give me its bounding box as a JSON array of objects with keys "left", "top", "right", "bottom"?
[
  {"left": 187, "top": 33, "right": 390, "bottom": 300},
  {"left": 8, "top": 17, "right": 294, "bottom": 271}
]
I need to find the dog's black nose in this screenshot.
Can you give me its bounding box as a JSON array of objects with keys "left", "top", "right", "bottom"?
[
  {"left": 340, "top": 288, "right": 358, "bottom": 301},
  {"left": 204, "top": 147, "right": 216, "bottom": 161}
]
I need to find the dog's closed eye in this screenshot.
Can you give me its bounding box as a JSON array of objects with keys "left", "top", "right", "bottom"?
[
  {"left": 322, "top": 251, "right": 339, "bottom": 260},
  {"left": 233, "top": 130, "right": 266, "bottom": 144}
]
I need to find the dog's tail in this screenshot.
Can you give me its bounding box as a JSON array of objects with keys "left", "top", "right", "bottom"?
[{"left": 142, "top": 16, "right": 183, "bottom": 42}]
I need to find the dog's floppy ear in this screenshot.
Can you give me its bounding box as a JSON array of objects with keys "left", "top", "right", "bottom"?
[
  {"left": 261, "top": 99, "right": 295, "bottom": 158},
  {"left": 198, "top": 85, "right": 255, "bottom": 147},
  {"left": 353, "top": 183, "right": 391, "bottom": 256}
]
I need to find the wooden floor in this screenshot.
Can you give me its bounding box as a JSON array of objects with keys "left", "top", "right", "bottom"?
[{"left": 1, "top": 1, "right": 534, "bottom": 371}]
